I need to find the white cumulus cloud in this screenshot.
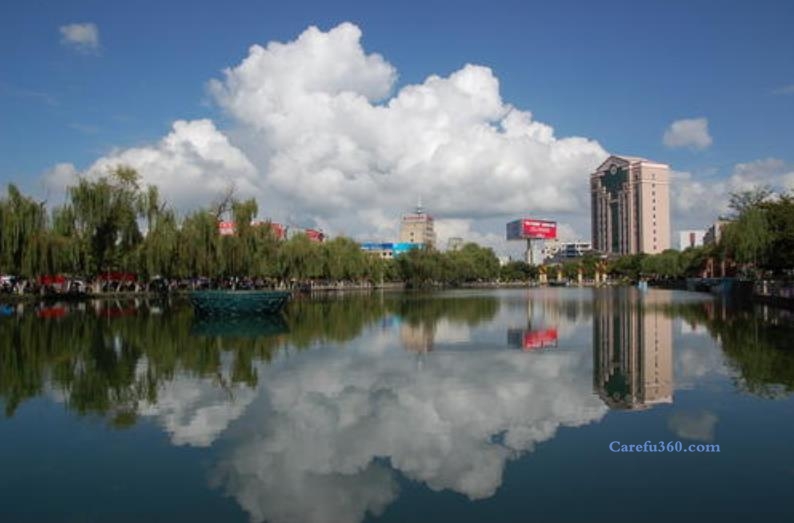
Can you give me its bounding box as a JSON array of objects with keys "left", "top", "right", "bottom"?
[
  {"left": 45, "top": 119, "right": 259, "bottom": 212},
  {"left": 45, "top": 22, "right": 607, "bottom": 241},
  {"left": 663, "top": 117, "right": 712, "bottom": 150},
  {"left": 59, "top": 22, "right": 100, "bottom": 53},
  {"left": 671, "top": 157, "right": 794, "bottom": 230}
]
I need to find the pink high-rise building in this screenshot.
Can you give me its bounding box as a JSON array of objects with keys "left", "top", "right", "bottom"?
[{"left": 590, "top": 155, "right": 671, "bottom": 255}]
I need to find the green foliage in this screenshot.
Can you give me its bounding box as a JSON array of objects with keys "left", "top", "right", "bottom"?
[
  {"left": 0, "top": 184, "right": 50, "bottom": 277},
  {"left": 761, "top": 194, "right": 794, "bottom": 273},
  {"left": 608, "top": 253, "right": 646, "bottom": 281},
  {"left": 640, "top": 249, "right": 683, "bottom": 278},
  {"left": 177, "top": 210, "right": 223, "bottom": 277},
  {"left": 721, "top": 207, "right": 772, "bottom": 266},
  {"left": 728, "top": 186, "right": 773, "bottom": 216},
  {"left": 67, "top": 166, "right": 146, "bottom": 274},
  {"left": 323, "top": 237, "right": 368, "bottom": 281},
  {"left": 279, "top": 234, "right": 324, "bottom": 280},
  {"left": 499, "top": 261, "right": 538, "bottom": 281},
  {"left": 445, "top": 243, "right": 500, "bottom": 283},
  {"left": 395, "top": 243, "right": 500, "bottom": 287},
  {"left": 720, "top": 187, "right": 794, "bottom": 274}
]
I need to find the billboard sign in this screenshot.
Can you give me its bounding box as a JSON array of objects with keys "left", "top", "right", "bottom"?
[
  {"left": 506, "top": 219, "right": 557, "bottom": 240},
  {"left": 507, "top": 328, "right": 558, "bottom": 350},
  {"left": 219, "top": 221, "right": 236, "bottom": 236}
]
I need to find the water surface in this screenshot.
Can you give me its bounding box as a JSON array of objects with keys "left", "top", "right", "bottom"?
[{"left": 1, "top": 288, "right": 793, "bottom": 522}]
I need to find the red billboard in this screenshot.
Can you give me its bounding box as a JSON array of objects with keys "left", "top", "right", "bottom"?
[
  {"left": 520, "top": 328, "right": 558, "bottom": 350},
  {"left": 219, "top": 221, "right": 236, "bottom": 236},
  {"left": 506, "top": 219, "right": 557, "bottom": 240},
  {"left": 507, "top": 327, "right": 558, "bottom": 350}
]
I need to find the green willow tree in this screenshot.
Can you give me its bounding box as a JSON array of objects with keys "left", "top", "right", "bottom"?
[
  {"left": 278, "top": 234, "right": 324, "bottom": 281},
  {"left": 65, "top": 166, "right": 148, "bottom": 275},
  {"left": 323, "top": 237, "right": 368, "bottom": 281},
  {"left": 720, "top": 187, "right": 794, "bottom": 274},
  {"left": 760, "top": 193, "right": 794, "bottom": 273},
  {"left": 0, "top": 184, "right": 51, "bottom": 277},
  {"left": 176, "top": 210, "right": 223, "bottom": 278},
  {"left": 721, "top": 207, "right": 772, "bottom": 267}
]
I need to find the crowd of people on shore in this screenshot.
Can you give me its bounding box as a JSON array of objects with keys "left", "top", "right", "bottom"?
[{"left": 0, "top": 273, "right": 385, "bottom": 298}]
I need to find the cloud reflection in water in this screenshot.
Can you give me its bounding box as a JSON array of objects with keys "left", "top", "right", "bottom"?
[{"left": 211, "top": 326, "right": 606, "bottom": 523}]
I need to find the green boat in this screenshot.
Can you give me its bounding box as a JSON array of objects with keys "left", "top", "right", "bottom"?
[
  {"left": 190, "top": 315, "right": 288, "bottom": 338},
  {"left": 188, "top": 290, "right": 291, "bottom": 316}
]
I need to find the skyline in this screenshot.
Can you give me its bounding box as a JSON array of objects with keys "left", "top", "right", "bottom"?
[{"left": 2, "top": 1, "right": 793, "bottom": 257}]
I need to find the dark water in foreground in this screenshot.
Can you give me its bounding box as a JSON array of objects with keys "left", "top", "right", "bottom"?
[{"left": 1, "top": 288, "right": 793, "bottom": 522}]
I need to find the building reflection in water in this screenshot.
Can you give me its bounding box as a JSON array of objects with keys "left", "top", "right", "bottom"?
[
  {"left": 507, "top": 288, "right": 576, "bottom": 351},
  {"left": 593, "top": 287, "right": 673, "bottom": 410},
  {"left": 399, "top": 321, "right": 435, "bottom": 354}
]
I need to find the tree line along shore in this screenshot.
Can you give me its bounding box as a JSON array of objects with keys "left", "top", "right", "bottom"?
[{"left": 1, "top": 167, "right": 793, "bottom": 296}]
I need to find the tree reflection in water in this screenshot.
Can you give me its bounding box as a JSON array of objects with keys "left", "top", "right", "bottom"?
[
  {"left": 666, "top": 299, "right": 794, "bottom": 396},
  {"left": 0, "top": 293, "right": 501, "bottom": 422}
]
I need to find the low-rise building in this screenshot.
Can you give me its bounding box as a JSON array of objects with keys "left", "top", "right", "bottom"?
[
  {"left": 703, "top": 219, "right": 731, "bottom": 246},
  {"left": 543, "top": 240, "right": 593, "bottom": 263},
  {"left": 360, "top": 242, "right": 422, "bottom": 259},
  {"left": 447, "top": 237, "right": 464, "bottom": 251},
  {"left": 218, "top": 220, "right": 286, "bottom": 239},
  {"left": 678, "top": 229, "right": 705, "bottom": 250}
]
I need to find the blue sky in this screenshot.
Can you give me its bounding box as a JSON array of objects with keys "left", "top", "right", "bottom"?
[{"left": 1, "top": 0, "right": 793, "bottom": 248}]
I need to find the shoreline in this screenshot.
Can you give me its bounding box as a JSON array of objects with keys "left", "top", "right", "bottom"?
[{"left": 0, "top": 280, "right": 672, "bottom": 304}]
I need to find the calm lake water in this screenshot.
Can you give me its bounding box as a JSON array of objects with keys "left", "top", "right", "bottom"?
[{"left": 1, "top": 288, "right": 793, "bottom": 522}]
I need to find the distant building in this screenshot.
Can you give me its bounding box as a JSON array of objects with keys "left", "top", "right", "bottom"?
[
  {"left": 447, "top": 237, "right": 464, "bottom": 251},
  {"left": 360, "top": 242, "right": 393, "bottom": 259},
  {"left": 399, "top": 202, "right": 436, "bottom": 247},
  {"left": 590, "top": 155, "right": 671, "bottom": 255},
  {"left": 303, "top": 228, "right": 325, "bottom": 243},
  {"left": 286, "top": 227, "right": 325, "bottom": 242},
  {"left": 542, "top": 240, "right": 593, "bottom": 263},
  {"left": 703, "top": 219, "right": 731, "bottom": 246},
  {"left": 217, "top": 220, "right": 286, "bottom": 240},
  {"left": 360, "top": 242, "right": 421, "bottom": 259},
  {"left": 678, "top": 229, "right": 705, "bottom": 250}
]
